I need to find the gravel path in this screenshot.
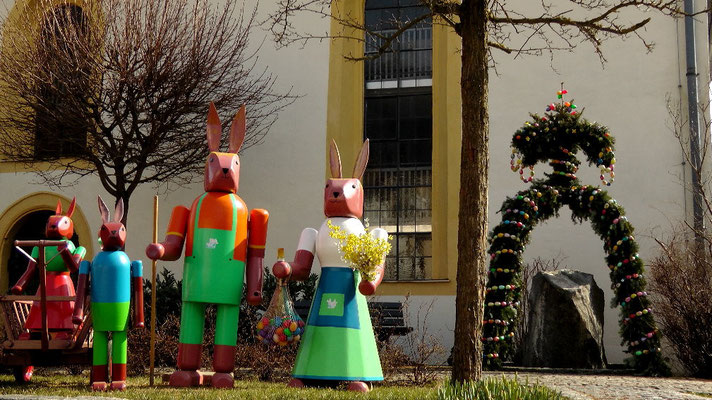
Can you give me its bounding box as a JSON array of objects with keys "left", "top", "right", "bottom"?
[{"left": 483, "top": 371, "right": 712, "bottom": 400}]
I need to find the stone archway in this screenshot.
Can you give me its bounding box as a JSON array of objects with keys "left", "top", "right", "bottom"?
[
  {"left": 0, "top": 192, "right": 94, "bottom": 292},
  {"left": 481, "top": 100, "right": 669, "bottom": 376}
]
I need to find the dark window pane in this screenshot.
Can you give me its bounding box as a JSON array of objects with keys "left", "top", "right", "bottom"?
[
  {"left": 400, "top": 7, "right": 430, "bottom": 26},
  {"left": 366, "top": 0, "right": 399, "bottom": 9},
  {"left": 369, "top": 141, "right": 398, "bottom": 168},
  {"left": 364, "top": 1, "right": 432, "bottom": 281},
  {"left": 34, "top": 5, "right": 90, "bottom": 160},
  {"left": 399, "top": 140, "right": 430, "bottom": 166}
]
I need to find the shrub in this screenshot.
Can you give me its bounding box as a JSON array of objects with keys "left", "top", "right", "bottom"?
[
  {"left": 437, "top": 376, "right": 566, "bottom": 400},
  {"left": 648, "top": 231, "right": 712, "bottom": 378},
  {"left": 131, "top": 266, "right": 317, "bottom": 377}
]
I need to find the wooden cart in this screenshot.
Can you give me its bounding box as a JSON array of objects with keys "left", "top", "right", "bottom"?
[{"left": 0, "top": 240, "right": 92, "bottom": 382}]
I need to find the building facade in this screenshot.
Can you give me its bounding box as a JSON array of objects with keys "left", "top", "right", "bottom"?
[{"left": 0, "top": 0, "right": 708, "bottom": 364}]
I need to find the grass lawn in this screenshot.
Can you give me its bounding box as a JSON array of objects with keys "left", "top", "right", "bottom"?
[{"left": 0, "top": 374, "right": 440, "bottom": 400}]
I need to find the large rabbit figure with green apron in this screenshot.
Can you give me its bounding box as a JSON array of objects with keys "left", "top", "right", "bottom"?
[{"left": 272, "top": 139, "right": 387, "bottom": 392}]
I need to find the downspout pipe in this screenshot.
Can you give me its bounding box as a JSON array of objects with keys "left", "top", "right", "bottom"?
[{"left": 684, "top": 0, "right": 705, "bottom": 236}]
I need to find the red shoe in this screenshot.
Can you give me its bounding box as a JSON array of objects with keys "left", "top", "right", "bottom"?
[
  {"left": 12, "top": 366, "right": 33, "bottom": 383},
  {"left": 110, "top": 381, "right": 126, "bottom": 391},
  {"left": 287, "top": 378, "right": 305, "bottom": 388},
  {"left": 92, "top": 382, "right": 108, "bottom": 391},
  {"left": 347, "top": 381, "right": 370, "bottom": 392},
  {"left": 211, "top": 372, "right": 233, "bottom": 389},
  {"left": 169, "top": 370, "right": 203, "bottom": 387}
]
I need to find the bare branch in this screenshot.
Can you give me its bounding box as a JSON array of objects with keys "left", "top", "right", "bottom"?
[{"left": 0, "top": 0, "right": 296, "bottom": 215}]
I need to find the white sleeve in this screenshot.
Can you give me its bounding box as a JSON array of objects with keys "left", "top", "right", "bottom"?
[
  {"left": 370, "top": 227, "right": 388, "bottom": 241},
  {"left": 297, "top": 227, "right": 318, "bottom": 252}
]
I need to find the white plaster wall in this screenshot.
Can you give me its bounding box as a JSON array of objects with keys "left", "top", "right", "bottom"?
[
  {"left": 486, "top": 11, "right": 702, "bottom": 364},
  {"left": 0, "top": 0, "right": 709, "bottom": 368},
  {"left": 0, "top": 1, "right": 330, "bottom": 278}
]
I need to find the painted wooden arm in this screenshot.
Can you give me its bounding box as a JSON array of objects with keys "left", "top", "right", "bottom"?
[
  {"left": 272, "top": 228, "right": 317, "bottom": 281},
  {"left": 58, "top": 244, "right": 86, "bottom": 273},
  {"left": 246, "top": 209, "right": 269, "bottom": 306},
  {"left": 359, "top": 227, "right": 388, "bottom": 296},
  {"left": 131, "top": 261, "right": 144, "bottom": 328},
  {"left": 73, "top": 260, "right": 91, "bottom": 324},
  {"left": 291, "top": 228, "right": 318, "bottom": 281},
  {"left": 11, "top": 259, "right": 37, "bottom": 294},
  {"left": 146, "top": 206, "right": 189, "bottom": 261}
]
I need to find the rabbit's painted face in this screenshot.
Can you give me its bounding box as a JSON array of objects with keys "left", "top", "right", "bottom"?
[
  {"left": 46, "top": 198, "right": 76, "bottom": 239},
  {"left": 46, "top": 215, "right": 74, "bottom": 239},
  {"left": 97, "top": 195, "right": 126, "bottom": 251},
  {"left": 100, "top": 221, "right": 126, "bottom": 251},
  {"left": 204, "top": 152, "right": 240, "bottom": 193},
  {"left": 324, "top": 178, "right": 364, "bottom": 218}
]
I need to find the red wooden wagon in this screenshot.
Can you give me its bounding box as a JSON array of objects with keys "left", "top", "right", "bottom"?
[{"left": 0, "top": 240, "right": 92, "bottom": 382}]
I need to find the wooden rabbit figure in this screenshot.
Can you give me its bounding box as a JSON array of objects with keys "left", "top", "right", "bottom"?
[
  {"left": 74, "top": 196, "right": 144, "bottom": 391},
  {"left": 273, "top": 139, "right": 387, "bottom": 393},
  {"left": 11, "top": 197, "right": 86, "bottom": 382},
  {"left": 146, "top": 103, "right": 269, "bottom": 389}
]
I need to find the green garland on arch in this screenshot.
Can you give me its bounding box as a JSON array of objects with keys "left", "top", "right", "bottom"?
[{"left": 482, "top": 92, "right": 670, "bottom": 376}]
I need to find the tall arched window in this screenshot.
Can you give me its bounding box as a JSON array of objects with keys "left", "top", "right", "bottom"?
[
  {"left": 363, "top": 0, "right": 432, "bottom": 281},
  {"left": 34, "top": 4, "right": 90, "bottom": 159}
]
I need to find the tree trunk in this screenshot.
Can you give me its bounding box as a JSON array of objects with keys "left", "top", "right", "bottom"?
[{"left": 452, "top": 0, "right": 489, "bottom": 383}]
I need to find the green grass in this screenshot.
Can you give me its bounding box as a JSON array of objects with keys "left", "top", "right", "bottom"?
[
  {"left": 0, "top": 374, "right": 438, "bottom": 400},
  {"left": 687, "top": 392, "right": 712, "bottom": 399},
  {"left": 0, "top": 373, "right": 568, "bottom": 400},
  {"left": 438, "top": 377, "right": 568, "bottom": 400}
]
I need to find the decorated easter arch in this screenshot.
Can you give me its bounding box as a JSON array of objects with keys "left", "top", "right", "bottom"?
[{"left": 481, "top": 91, "right": 670, "bottom": 376}]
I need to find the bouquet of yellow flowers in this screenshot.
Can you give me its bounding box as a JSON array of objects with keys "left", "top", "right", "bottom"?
[{"left": 327, "top": 220, "right": 392, "bottom": 281}]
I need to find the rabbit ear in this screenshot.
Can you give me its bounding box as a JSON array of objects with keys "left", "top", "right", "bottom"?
[
  {"left": 97, "top": 196, "right": 110, "bottom": 224},
  {"left": 352, "top": 139, "right": 370, "bottom": 180},
  {"left": 114, "top": 198, "right": 124, "bottom": 223},
  {"left": 66, "top": 197, "right": 76, "bottom": 218},
  {"left": 55, "top": 199, "right": 62, "bottom": 215},
  {"left": 228, "top": 104, "right": 246, "bottom": 154},
  {"left": 329, "top": 139, "right": 342, "bottom": 178},
  {"left": 207, "top": 102, "right": 222, "bottom": 153}
]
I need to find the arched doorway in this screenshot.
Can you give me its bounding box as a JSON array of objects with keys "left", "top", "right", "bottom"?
[{"left": 0, "top": 192, "right": 93, "bottom": 292}]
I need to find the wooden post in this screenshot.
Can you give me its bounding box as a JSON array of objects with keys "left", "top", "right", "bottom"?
[
  {"left": 38, "top": 242, "right": 49, "bottom": 351},
  {"left": 149, "top": 195, "right": 158, "bottom": 386}
]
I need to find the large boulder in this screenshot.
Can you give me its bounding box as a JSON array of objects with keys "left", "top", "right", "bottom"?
[{"left": 522, "top": 269, "right": 607, "bottom": 368}]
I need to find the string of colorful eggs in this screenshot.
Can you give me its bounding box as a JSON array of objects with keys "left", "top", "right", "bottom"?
[
  {"left": 484, "top": 89, "right": 668, "bottom": 375},
  {"left": 483, "top": 185, "right": 554, "bottom": 361},
  {"left": 566, "top": 182, "right": 664, "bottom": 365}
]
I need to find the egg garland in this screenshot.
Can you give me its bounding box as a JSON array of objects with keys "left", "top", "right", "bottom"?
[{"left": 482, "top": 90, "right": 670, "bottom": 377}]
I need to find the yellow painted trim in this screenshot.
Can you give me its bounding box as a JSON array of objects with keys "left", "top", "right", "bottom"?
[
  {"left": 325, "top": 7, "right": 462, "bottom": 296},
  {"left": 325, "top": 0, "right": 366, "bottom": 178},
  {"left": 0, "top": 191, "right": 95, "bottom": 292},
  {"left": 166, "top": 231, "right": 184, "bottom": 238},
  {"left": 0, "top": 160, "right": 95, "bottom": 173}
]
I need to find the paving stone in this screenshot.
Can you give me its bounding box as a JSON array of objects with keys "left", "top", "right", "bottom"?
[{"left": 483, "top": 371, "right": 712, "bottom": 400}]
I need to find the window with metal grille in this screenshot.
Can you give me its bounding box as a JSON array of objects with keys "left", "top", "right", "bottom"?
[
  {"left": 34, "top": 5, "right": 90, "bottom": 160},
  {"left": 364, "top": 0, "right": 432, "bottom": 281},
  {"left": 365, "top": 0, "right": 432, "bottom": 89}
]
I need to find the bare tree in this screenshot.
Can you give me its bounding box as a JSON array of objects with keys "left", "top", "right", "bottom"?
[
  {"left": 0, "top": 0, "right": 295, "bottom": 222},
  {"left": 267, "top": 0, "right": 689, "bottom": 382}
]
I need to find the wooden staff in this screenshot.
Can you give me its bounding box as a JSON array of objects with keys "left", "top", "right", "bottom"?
[{"left": 149, "top": 195, "right": 158, "bottom": 386}]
